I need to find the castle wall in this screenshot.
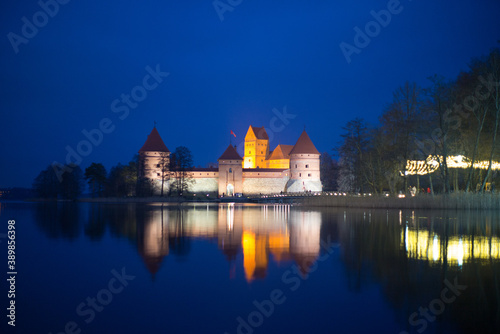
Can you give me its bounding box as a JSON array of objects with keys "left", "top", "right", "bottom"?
[
  {"left": 242, "top": 174, "right": 289, "bottom": 195},
  {"left": 266, "top": 159, "right": 290, "bottom": 169},
  {"left": 188, "top": 177, "right": 219, "bottom": 194},
  {"left": 285, "top": 179, "right": 323, "bottom": 193}
]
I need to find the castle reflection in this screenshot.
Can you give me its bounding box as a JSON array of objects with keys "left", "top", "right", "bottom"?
[
  {"left": 30, "top": 202, "right": 500, "bottom": 333},
  {"left": 136, "top": 203, "right": 322, "bottom": 282}
]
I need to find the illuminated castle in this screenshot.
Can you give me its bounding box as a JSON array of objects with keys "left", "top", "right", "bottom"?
[{"left": 138, "top": 125, "right": 322, "bottom": 196}]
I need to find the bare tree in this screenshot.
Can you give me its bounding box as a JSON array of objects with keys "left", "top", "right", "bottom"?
[
  {"left": 158, "top": 152, "right": 170, "bottom": 197},
  {"left": 381, "top": 81, "right": 424, "bottom": 193},
  {"left": 479, "top": 49, "right": 500, "bottom": 192},
  {"left": 169, "top": 146, "right": 194, "bottom": 196}
]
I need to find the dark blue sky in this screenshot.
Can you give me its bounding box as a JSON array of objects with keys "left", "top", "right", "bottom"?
[{"left": 1, "top": 0, "right": 499, "bottom": 188}]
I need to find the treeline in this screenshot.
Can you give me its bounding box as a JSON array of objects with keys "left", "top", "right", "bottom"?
[
  {"left": 33, "top": 146, "right": 194, "bottom": 199},
  {"left": 326, "top": 48, "right": 500, "bottom": 195}
]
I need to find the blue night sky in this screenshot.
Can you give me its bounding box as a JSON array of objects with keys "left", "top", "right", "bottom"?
[{"left": 1, "top": 0, "right": 499, "bottom": 188}]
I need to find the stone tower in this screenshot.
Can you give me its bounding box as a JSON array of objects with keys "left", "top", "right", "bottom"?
[
  {"left": 243, "top": 126, "right": 269, "bottom": 169},
  {"left": 138, "top": 127, "right": 170, "bottom": 185},
  {"left": 286, "top": 130, "right": 322, "bottom": 192},
  {"left": 218, "top": 144, "right": 243, "bottom": 196}
]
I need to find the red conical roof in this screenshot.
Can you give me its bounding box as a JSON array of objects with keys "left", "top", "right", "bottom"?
[
  {"left": 218, "top": 144, "right": 243, "bottom": 160},
  {"left": 289, "top": 130, "right": 320, "bottom": 155},
  {"left": 139, "top": 127, "right": 170, "bottom": 152},
  {"left": 268, "top": 144, "right": 294, "bottom": 160}
]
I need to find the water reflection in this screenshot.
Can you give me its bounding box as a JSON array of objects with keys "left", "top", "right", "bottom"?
[
  {"left": 30, "top": 203, "right": 500, "bottom": 333},
  {"left": 134, "top": 203, "right": 322, "bottom": 282},
  {"left": 403, "top": 213, "right": 500, "bottom": 266},
  {"left": 332, "top": 208, "right": 500, "bottom": 334}
]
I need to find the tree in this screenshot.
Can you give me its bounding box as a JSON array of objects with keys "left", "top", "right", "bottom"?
[
  {"left": 477, "top": 48, "right": 500, "bottom": 192},
  {"left": 59, "top": 164, "right": 84, "bottom": 200},
  {"left": 33, "top": 165, "right": 59, "bottom": 199},
  {"left": 33, "top": 164, "right": 84, "bottom": 200},
  {"left": 380, "top": 81, "right": 423, "bottom": 193},
  {"left": 320, "top": 152, "right": 339, "bottom": 191},
  {"left": 455, "top": 69, "right": 489, "bottom": 192},
  {"left": 158, "top": 152, "right": 170, "bottom": 197},
  {"left": 106, "top": 163, "right": 127, "bottom": 197},
  {"left": 337, "top": 118, "right": 370, "bottom": 193},
  {"left": 169, "top": 146, "right": 194, "bottom": 196},
  {"left": 137, "top": 177, "right": 155, "bottom": 197},
  {"left": 85, "top": 163, "right": 107, "bottom": 197},
  {"left": 424, "top": 75, "right": 458, "bottom": 193},
  {"left": 106, "top": 157, "right": 138, "bottom": 197}
]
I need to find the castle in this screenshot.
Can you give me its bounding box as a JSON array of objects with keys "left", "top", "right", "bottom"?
[{"left": 138, "top": 125, "right": 322, "bottom": 196}]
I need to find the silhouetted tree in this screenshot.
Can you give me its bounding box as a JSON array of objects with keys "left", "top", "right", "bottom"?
[
  {"left": 33, "top": 164, "right": 84, "bottom": 200},
  {"left": 60, "top": 164, "right": 84, "bottom": 199},
  {"left": 33, "top": 165, "right": 59, "bottom": 199},
  {"left": 158, "top": 152, "right": 170, "bottom": 197},
  {"left": 137, "top": 177, "right": 155, "bottom": 197},
  {"left": 85, "top": 163, "right": 107, "bottom": 197},
  {"left": 320, "top": 152, "right": 339, "bottom": 191},
  {"left": 337, "top": 118, "right": 370, "bottom": 193},
  {"left": 169, "top": 146, "right": 194, "bottom": 195},
  {"left": 106, "top": 156, "right": 138, "bottom": 197},
  {"left": 380, "top": 81, "right": 423, "bottom": 193}
]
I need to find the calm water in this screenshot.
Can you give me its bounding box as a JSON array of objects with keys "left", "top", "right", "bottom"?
[{"left": 1, "top": 202, "right": 499, "bottom": 334}]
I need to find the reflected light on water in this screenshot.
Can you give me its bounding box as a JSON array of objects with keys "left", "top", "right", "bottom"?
[{"left": 403, "top": 229, "right": 500, "bottom": 265}]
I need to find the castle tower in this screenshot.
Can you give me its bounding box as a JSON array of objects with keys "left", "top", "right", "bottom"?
[
  {"left": 286, "top": 130, "right": 322, "bottom": 192},
  {"left": 218, "top": 145, "right": 243, "bottom": 196},
  {"left": 138, "top": 127, "right": 170, "bottom": 182},
  {"left": 243, "top": 126, "right": 269, "bottom": 169}
]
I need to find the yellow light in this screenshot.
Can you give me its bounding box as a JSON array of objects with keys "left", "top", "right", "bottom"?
[
  {"left": 242, "top": 231, "right": 256, "bottom": 282},
  {"left": 403, "top": 229, "right": 500, "bottom": 264},
  {"left": 404, "top": 155, "right": 500, "bottom": 175}
]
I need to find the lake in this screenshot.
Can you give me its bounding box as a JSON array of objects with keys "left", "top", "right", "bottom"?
[{"left": 1, "top": 202, "right": 499, "bottom": 334}]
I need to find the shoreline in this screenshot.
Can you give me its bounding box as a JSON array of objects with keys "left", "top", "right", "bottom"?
[{"left": 6, "top": 192, "right": 500, "bottom": 210}]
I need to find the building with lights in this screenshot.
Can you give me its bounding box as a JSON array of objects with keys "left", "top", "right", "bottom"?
[{"left": 138, "top": 125, "right": 322, "bottom": 196}]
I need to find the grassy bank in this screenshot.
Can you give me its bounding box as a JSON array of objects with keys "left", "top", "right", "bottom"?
[{"left": 300, "top": 192, "right": 500, "bottom": 210}]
